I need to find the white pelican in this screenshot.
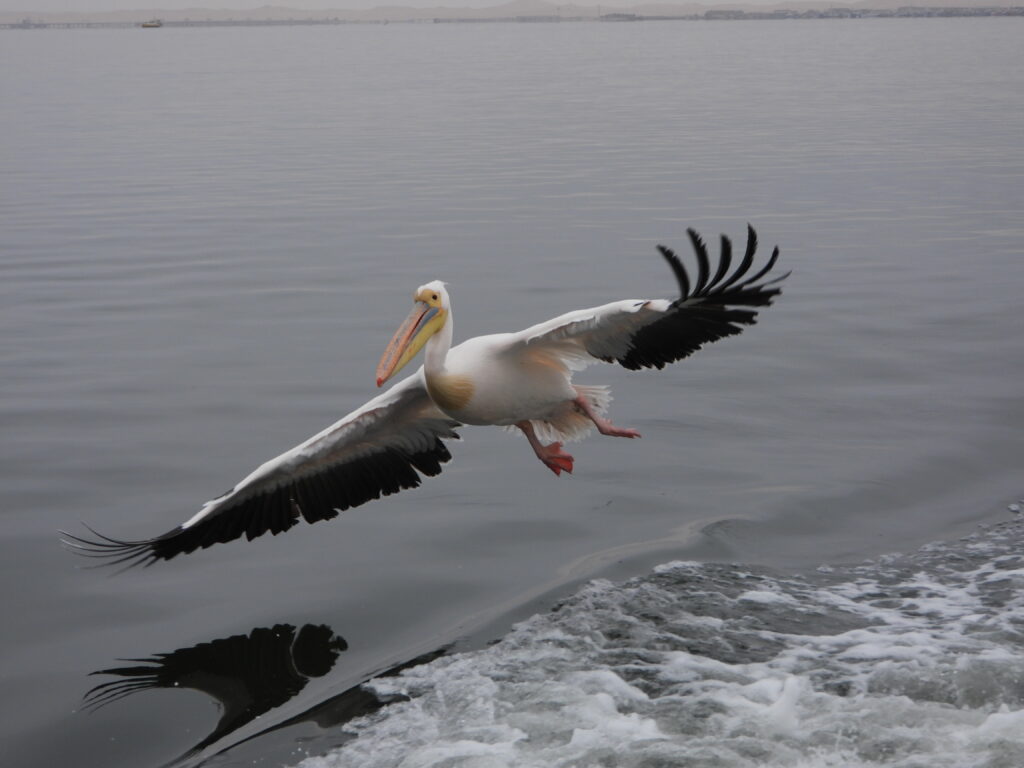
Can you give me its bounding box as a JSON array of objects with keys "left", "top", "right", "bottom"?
[{"left": 63, "top": 226, "right": 787, "bottom": 566}]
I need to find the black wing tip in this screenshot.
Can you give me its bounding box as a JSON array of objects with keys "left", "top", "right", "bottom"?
[
  {"left": 667, "top": 224, "right": 787, "bottom": 303},
  {"left": 60, "top": 523, "right": 167, "bottom": 570},
  {"left": 619, "top": 224, "right": 787, "bottom": 371},
  {"left": 686, "top": 227, "right": 704, "bottom": 247},
  {"left": 656, "top": 244, "right": 690, "bottom": 300}
]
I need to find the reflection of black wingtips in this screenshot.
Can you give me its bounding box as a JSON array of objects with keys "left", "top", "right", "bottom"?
[
  {"left": 81, "top": 630, "right": 452, "bottom": 765},
  {"left": 82, "top": 623, "right": 349, "bottom": 723},
  {"left": 293, "top": 624, "right": 348, "bottom": 678},
  {"left": 82, "top": 657, "right": 163, "bottom": 712},
  {"left": 82, "top": 623, "right": 352, "bottom": 764}
]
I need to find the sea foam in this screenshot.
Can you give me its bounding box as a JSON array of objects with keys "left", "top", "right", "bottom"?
[{"left": 299, "top": 518, "right": 1024, "bottom": 768}]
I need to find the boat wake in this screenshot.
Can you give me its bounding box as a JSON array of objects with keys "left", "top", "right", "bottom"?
[{"left": 298, "top": 511, "right": 1024, "bottom": 767}]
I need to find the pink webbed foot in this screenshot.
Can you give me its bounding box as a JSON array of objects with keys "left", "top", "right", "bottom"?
[
  {"left": 573, "top": 394, "right": 641, "bottom": 439},
  {"left": 538, "top": 441, "right": 575, "bottom": 477},
  {"left": 516, "top": 420, "right": 575, "bottom": 477},
  {"left": 596, "top": 423, "right": 641, "bottom": 439}
]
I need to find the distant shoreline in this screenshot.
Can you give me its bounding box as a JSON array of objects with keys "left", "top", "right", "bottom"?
[{"left": 4, "top": 6, "right": 1023, "bottom": 30}]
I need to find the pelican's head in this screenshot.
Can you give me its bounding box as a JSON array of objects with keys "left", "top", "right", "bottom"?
[{"left": 375, "top": 281, "right": 449, "bottom": 387}]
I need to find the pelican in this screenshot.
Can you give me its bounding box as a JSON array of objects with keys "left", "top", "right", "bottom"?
[{"left": 63, "top": 226, "right": 787, "bottom": 566}]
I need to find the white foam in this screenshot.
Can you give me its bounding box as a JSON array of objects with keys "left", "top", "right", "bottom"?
[
  {"left": 737, "top": 589, "right": 800, "bottom": 605},
  {"left": 297, "top": 520, "right": 1024, "bottom": 768}
]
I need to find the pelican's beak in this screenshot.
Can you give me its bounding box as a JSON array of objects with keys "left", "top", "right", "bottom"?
[{"left": 376, "top": 300, "right": 444, "bottom": 387}]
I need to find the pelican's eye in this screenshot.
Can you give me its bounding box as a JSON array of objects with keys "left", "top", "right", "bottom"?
[{"left": 431, "top": 293, "right": 438, "bottom": 302}]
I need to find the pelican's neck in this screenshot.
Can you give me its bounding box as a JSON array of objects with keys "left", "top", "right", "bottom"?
[{"left": 423, "top": 307, "right": 453, "bottom": 377}]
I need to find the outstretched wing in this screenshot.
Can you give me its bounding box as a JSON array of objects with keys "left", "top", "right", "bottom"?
[
  {"left": 62, "top": 371, "right": 461, "bottom": 566},
  {"left": 507, "top": 225, "right": 787, "bottom": 371}
]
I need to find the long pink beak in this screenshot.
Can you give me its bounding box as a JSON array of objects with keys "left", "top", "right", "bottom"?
[{"left": 375, "top": 301, "right": 431, "bottom": 387}]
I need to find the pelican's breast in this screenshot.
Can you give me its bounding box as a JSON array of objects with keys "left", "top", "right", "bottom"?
[{"left": 426, "top": 372, "right": 475, "bottom": 414}]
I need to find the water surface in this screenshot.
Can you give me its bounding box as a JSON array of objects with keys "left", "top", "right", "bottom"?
[{"left": 1, "top": 18, "right": 1022, "bottom": 767}]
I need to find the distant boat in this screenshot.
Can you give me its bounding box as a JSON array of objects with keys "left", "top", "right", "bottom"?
[{"left": 140, "top": 19, "right": 163, "bottom": 28}]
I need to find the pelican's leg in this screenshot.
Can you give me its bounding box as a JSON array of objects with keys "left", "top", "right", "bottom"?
[
  {"left": 516, "top": 420, "right": 574, "bottom": 477},
  {"left": 573, "top": 392, "right": 641, "bottom": 439}
]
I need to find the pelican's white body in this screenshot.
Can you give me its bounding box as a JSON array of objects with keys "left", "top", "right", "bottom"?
[
  {"left": 414, "top": 281, "right": 666, "bottom": 441},
  {"left": 441, "top": 334, "right": 575, "bottom": 425}
]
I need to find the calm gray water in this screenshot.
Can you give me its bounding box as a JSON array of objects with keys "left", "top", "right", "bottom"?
[{"left": 1, "top": 18, "right": 1022, "bottom": 768}]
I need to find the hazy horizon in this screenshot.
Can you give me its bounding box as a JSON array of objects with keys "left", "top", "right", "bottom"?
[
  {"left": 1, "top": 0, "right": 992, "bottom": 16},
  {"left": 5, "top": 0, "right": 709, "bottom": 14}
]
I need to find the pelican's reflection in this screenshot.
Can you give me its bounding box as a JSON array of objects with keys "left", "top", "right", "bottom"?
[
  {"left": 85, "top": 624, "right": 348, "bottom": 760},
  {"left": 85, "top": 622, "right": 450, "bottom": 765}
]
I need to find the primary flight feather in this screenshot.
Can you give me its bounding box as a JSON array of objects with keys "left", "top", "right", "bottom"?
[{"left": 62, "top": 225, "right": 787, "bottom": 567}]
